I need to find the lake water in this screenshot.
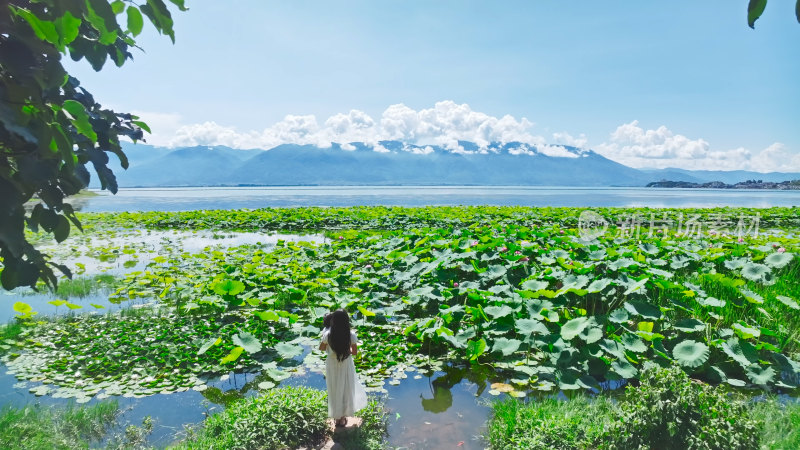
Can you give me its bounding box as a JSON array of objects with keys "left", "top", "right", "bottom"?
[{"left": 72, "top": 186, "right": 800, "bottom": 211}]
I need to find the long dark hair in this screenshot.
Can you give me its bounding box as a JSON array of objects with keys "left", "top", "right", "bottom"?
[{"left": 328, "top": 309, "right": 351, "bottom": 362}]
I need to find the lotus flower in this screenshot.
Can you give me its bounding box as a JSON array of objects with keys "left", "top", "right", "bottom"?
[
  {"left": 338, "top": 236, "right": 344, "bottom": 240},
  {"left": 499, "top": 246, "right": 507, "bottom": 252},
  {"left": 520, "top": 257, "right": 529, "bottom": 262},
  {"left": 559, "top": 230, "right": 565, "bottom": 235},
  {"left": 778, "top": 247, "right": 786, "bottom": 253},
  {"left": 738, "top": 238, "right": 744, "bottom": 243},
  {"left": 365, "top": 264, "right": 372, "bottom": 269},
  {"left": 453, "top": 282, "right": 459, "bottom": 288},
  {"left": 514, "top": 250, "right": 522, "bottom": 255},
  {"left": 471, "top": 241, "right": 478, "bottom": 247}
]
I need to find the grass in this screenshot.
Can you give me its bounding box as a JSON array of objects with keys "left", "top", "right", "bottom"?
[
  {"left": 486, "top": 367, "right": 800, "bottom": 450},
  {"left": 751, "top": 397, "right": 800, "bottom": 450},
  {"left": 485, "top": 395, "right": 614, "bottom": 450},
  {"left": 0, "top": 400, "right": 119, "bottom": 449},
  {"left": 334, "top": 398, "right": 389, "bottom": 450},
  {"left": 178, "top": 386, "right": 388, "bottom": 450},
  {"left": 54, "top": 274, "right": 119, "bottom": 298}
]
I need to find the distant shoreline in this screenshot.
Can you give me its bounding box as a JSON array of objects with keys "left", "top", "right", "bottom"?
[{"left": 647, "top": 180, "right": 800, "bottom": 190}]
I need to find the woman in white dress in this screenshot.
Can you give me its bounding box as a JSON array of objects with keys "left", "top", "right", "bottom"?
[{"left": 318, "top": 309, "right": 368, "bottom": 427}]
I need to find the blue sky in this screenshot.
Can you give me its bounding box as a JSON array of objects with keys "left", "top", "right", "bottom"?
[{"left": 68, "top": 1, "right": 800, "bottom": 171}]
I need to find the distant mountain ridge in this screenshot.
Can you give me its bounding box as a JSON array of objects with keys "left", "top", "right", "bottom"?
[{"left": 90, "top": 141, "right": 800, "bottom": 188}]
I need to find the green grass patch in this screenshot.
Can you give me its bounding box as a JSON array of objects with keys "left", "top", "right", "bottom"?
[
  {"left": 54, "top": 274, "right": 119, "bottom": 298},
  {"left": 178, "top": 386, "right": 388, "bottom": 449},
  {"left": 487, "top": 364, "right": 764, "bottom": 449},
  {"left": 0, "top": 400, "right": 119, "bottom": 449},
  {"left": 751, "top": 396, "right": 800, "bottom": 450}
]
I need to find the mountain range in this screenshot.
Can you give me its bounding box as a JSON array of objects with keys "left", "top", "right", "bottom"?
[{"left": 90, "top": 141, "right": 800, "bottom": 188}]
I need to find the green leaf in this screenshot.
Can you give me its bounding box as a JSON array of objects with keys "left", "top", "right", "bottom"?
[
  {"left": 254, "top": 310, "right": 280, "bottom": 321},
  {"left": 624, "top": 301, "right": 661, "bottom": 320},
  {"left": 53, "top": 215, "right": 70, "bottom": 243},
  {"left": 13, "top": 302, "right": 32, "bottom": 314},
  {"left": 673, "top": 318, "right": 706, "bottom": 333},
  {"left": 560, "top": 317, "right": 589, "bottom": 341},
  {"left": 621, "top": 333, "right": 647, "bottom": 353},
  {"left": 745, "top": 363, "right": 775, "bottom": 385},
  {"left": 65, "top": 302, "right": 82, "bottom": 310},
  {"left": 672, "top": 340, "right": 709, "bottom": 368},
  {"left": 127, "top": 6, "right": 145, "bottom": 37},
  {"left": 257, "top": 381, "right": 276, "bottom": 390},
  {"left": 197, "top": 337, "right": 221, "bottom": 355},
  {"left": 213, "top": 279, "right": 245, "bottom": 296},
  {"left": 55, "top": 11, "right": 82, "bottom": 47},
  {"left": 516, "top": 319, "right": 548, "bottom": 335},
  {"left": 61, "top": 101, "right": 98, "bottom": 141},
  {"left": 357, "top": 306, "right": 376, "bottom": 317},
  {"left": 587, "top": 278, "right": 611, "bottom": 293},
  {"left": 732, "top": 322, "right": 761, "bottom": 340},
  {"left": 466, "top": 338, "right": 486, "bottom": 361},
  {"left": 233, "top": 332, "right": 262, "bottom": 353},
  {"left": 48, "top": 299, "right": 67, "bottom": 307},
  {"left": 764, "top": 252, "right": 793, "bottom": 269},
  {"left": 12, "top": 7, "right": 59, "bottom": 45},
  {"left": 721, "top": 337, "right": 758, "bottom": 368},
  {"left": 623, "top": 277, "right": 649, "bottom": 295},
  {"left": 141, "top": 0, "right": 176, "bottom": 42},
  {"left": 484, "top": 305, "right": 513, "bottom": 319},
  {"left": 111, "top": 0, "right": 125, "bottom": 14},
  {"left": 611, "top": 360, "right": 637, "bottom": 378},
  {"left": 521, "top": 279, "right": 548, "bottom": 291},
  {"left": 220, "top": 346, "right": 244, "bottom": 364},
  {"left": 748, "top": 0, "right": 768, "bottom": 28},
  {"left": 608, "top": 308, "right": 629, "bottom": 324},
  {"left": 776, "top": 295, "right": 799, "bottom": 310},
  {"left": 491, "top": 337, "right": 521, "bottom": 356},
  {"left": 275, "top": 342, "right": 303, "bottom": 359}
]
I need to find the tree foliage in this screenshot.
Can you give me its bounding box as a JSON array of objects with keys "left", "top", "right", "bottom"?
[
  {"left": 0, "top": 0, "right": 185, "bottom": 290},
  {"left": 748, "top": 0, "right": 800, "bottom": 28}
]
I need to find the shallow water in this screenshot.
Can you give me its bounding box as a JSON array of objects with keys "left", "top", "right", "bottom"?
[
  {"left": 0, "top": 360, "right": 496, "bottom": 448},
  {"left": 73, "top": 186, "right": 800, "bottom": 211},
  {"left": 1, "top": 231, "right": 325, "bottom": 322}
]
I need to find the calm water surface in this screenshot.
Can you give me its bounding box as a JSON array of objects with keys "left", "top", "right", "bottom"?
[{"left": 73, "top": 186, "right": 800, "bottom": 211}]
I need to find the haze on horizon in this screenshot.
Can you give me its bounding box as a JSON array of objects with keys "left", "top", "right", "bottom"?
[{"left": 67, "top": 1, "right": 800, "bottom": 173}]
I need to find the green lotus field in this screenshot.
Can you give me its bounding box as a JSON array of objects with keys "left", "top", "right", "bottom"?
[{"left": 2, "top": 206, "right": 799, "bottom": 446}]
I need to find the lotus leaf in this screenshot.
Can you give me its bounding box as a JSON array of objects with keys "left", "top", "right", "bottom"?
[
  {"left": 741, "top": 262, "right": 770, "bottom": 282},
  {"left": 233, "top": 332, "right": 263, "bottom": 354},
  {"left": 764, "top": 252, "right": 793, "bottom": 269},
  {"left": 745, "top": 364, "right": 776, "bottom": 385},
  {"left": 491, "top": 338, "right": 521, "bottom": 356},
  {"left": 560, "top": 317, "right": 590, "bottom": 341},
  {"left": 672, "top": 340, "right": 709, "bottom": 368}
]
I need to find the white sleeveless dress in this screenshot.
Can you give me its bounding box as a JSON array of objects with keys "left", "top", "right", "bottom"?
[{"left": 321, "top": 329, "right": 368, "bottom": 418}]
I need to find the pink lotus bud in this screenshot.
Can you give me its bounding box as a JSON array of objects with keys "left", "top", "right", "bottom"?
[
  {"left": 453, "top": 282, "right": 459, "bottom": 288},
  {"left": 471, "top": 241, "right": 478, "bottom": 247},
  {"left": 738, "top": 238, "right": 744, "bottom": 243},
  {"left": 338, "top": 236, "right": 344, "bottom": 240},
  {"left": 499, "top": 246, "right": 507, "bottom": 252},
  {"left": 520, "top": 257, "right": 529, "bottom": 262},
  {"left": 778, "top": 247, "right": 786, "bottom": 253},
  {"left": 559, "top": 230, "right": 565, "bottom": 235},
  {"left": 365, "top": 264, "right": 372, "bottom": 269},
  {"left": 514, "top": 250, "right": 522, "bottom": 255}
]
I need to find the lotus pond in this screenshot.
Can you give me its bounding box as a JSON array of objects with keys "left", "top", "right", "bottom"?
[{"left": 2, "top": 205, "right": 799, "bottom": 448}]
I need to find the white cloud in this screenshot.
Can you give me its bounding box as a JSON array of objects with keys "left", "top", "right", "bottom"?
[
  {"left": 157, "top": 100, "right": 552, "bottom": 155},
  {"left": 139, "top": 104, "right": 798, "bottom": 172},
  {"left": 594, "top": 121, "right": 799, "bottom": 172}
]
